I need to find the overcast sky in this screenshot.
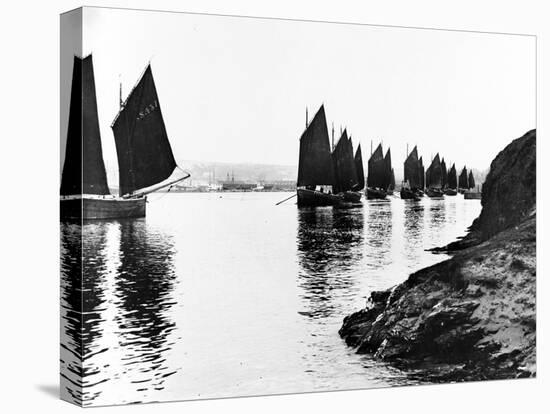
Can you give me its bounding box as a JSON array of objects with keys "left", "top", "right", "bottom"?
[{"left": 61, "top": 7, "right": 535, "bottom": 179}]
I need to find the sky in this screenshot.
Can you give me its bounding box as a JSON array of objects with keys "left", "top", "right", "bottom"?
[{"left": 61, "top": 7, "right": 536, "bottom": 182}]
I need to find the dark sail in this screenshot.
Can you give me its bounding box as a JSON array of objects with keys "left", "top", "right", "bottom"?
[
  {"left": 426, "top": 154, "right": 443, "bottom": 188},
  {"left": 61, "top": 55, "right": 110, "bottom": 196},
  {"left": 441, "top": 158, "right": 448, "bottom": 188},
  {"left": 297, "top": 105, "right": 335, "bottom": 187},
  {"left": 383, "top": 149, "right": 393, "bottom": 190},
  {"left": 468, "top": 170, "right": 476, "bottom": 189},
  {"left": 389, "top": 168, "right": 395, "bottom": 191},
  {"left": 354, "top": 144, "right": 365, "bottom": 190},
  {"left": 448, "top": 164, "right": 457, "bottom": 189},
  {"left": 459, "top": 167, "right": 469, "bottom": 189},
  {"left": 112, "top": 65, "right": 177, "bottom": 196},
  {"left": 367, "top": 144, "right": 385, "bottom": 189},
  {"left": 419, "top": 156, "right": 425, "bottom": 189},
  {"left": 332, "top": 130, "right": 358, "bottom": 193},
  {"left": 404, "top": 146, "right": 421, "bottom": 190}
]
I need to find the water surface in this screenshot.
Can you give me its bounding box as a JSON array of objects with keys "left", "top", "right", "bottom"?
[{"left": 60, "top": 192, "right": 481, "bottom": 406}]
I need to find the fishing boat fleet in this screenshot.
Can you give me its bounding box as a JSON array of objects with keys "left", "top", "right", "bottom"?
[
  {"left": 61, "top": 74, "right": 481, "bottom": 220},
  {"left": 296, "top": 105, "right": 479, "bottom": 207}
]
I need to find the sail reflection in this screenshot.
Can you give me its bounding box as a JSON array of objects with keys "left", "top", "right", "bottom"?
[
  {"left": 403, "top": 203, "right": 425, "bottom": 261},
  {"left": 365, "top": 201, "right": 393, "bottom": 269},
  {"left": 114, "top": 220, "right": 179, "bottom": 397},
  {"left": 60, "top": 220, "right": 178, "bottom": 406},
  {"left": 61, "top": 222, "right": 112, "bottom": 405},
  {"left": 296, "top": 207, "right": 364, "bottom": 319}
]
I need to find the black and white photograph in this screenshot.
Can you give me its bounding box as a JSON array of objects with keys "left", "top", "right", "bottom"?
[{"left": 57, "top": 6, "right": 538, "bottom": 407}]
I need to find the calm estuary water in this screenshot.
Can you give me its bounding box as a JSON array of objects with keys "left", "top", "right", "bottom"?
[{"left": 60, "top": 192, "right": 481, "bottom": 406}]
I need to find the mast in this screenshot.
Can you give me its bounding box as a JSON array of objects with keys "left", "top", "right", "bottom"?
[
  {"left": 331, "top": 122, "right": 335, "bottom": 151},
  {"left": 119, "top": 75, "right": 123, "bottom": 109}
]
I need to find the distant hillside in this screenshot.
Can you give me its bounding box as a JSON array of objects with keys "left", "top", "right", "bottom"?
[{"left": 178, "top": 160, "right": 297, "bottom": 185}]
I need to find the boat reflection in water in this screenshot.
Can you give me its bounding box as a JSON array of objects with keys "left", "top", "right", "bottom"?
[
  {"left": 296, "top": 206, "right": 365, "bottom": 320},
  {"left": 60, "top": 220, "right": 178, "bottom": 406}
]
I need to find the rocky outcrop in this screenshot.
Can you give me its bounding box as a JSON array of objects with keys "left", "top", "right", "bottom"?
[
  {"left": 431, "top": 129, "right": 536, "bottom": 252},
  {"left": 340, "top": 130, "right": 536, "bottom": 381}
]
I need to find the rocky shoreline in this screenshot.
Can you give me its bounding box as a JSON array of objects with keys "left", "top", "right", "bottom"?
[{"left": 339, "top": 129, "right": 536, "bottom": 381}]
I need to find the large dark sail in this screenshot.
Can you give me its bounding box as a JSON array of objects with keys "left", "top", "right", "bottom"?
[
  {"left": 448, "top": 163, "right": 457, "bottom": 189},
  {"left": 468, "top": 170, "right": 476, "bottom": 189},
  {"left": 383, "top": 149, "right": 393, "bottom": 190},
  {"left": 441, "top": 158, "right": 448, "bottom": 188},
  {"left": 367, "top": 144, "right": 385, "bottom": 189},
  {"left": 389, "top": 168, "right": 395, "bottom": 191},
  {"left": 459, "top": 167, "right": 469, "bottom": 189},
  {"left": 354, "top": 144, "right": 365, "bottom": 191},
  {"left": 426, "top": 154, "right": 443, "bottom": 188},
  {"left": 61, "top": 55, "right": 110, "bottom": 196},
  {"left": 332, "top": 130, "right": 358, "bottom": 193},
  {"left": 404, "top": 146, "right": 421, "bottom": 190},
  {"left": 297, "top": 105, "right": 335, "bottom": 187},
  {"left": 419, "top": 156, "right": 425, "bottom": 189},
  {"left": 112, "top": 65, "right": 177, "bottom": 196}
]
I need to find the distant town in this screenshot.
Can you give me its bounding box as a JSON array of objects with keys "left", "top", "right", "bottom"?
[{"left": 105, "top": 159, "right": 487, "bottom": 194}]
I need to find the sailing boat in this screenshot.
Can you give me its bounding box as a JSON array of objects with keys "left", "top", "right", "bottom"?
[
  {"left": 425, "top": 153, "right": 444, "bottom": 198},
  {"left": 60, "top": 56, "right": 188, "bottom": 220},
  {"left": 354, "top": 143, "right": 365, "bottom": 193},
  {"left": 296, "top": 105, "right": 342, "bottom": 207},
  {"left": 463, "top": 169, "right": 481, "bottom": 199},
  {"left": 332, "top": 131, "right": 362, "bottom": 203},
  {"left": 468, "top": 170, "right": 476, "bottom": 189},
  {"left": 383, "top": 149, "right": 394, "bottom": 195},
  {"left": 366, "top": 143, "right": 388, "bottom": 199},
  {"left": 445, "top": 163, "right": 458, "bottom": 195},
  {"left": 458, "top": 166, "right": 469, "bottom": 193},
  {"left": 401, "top": 145, "right": 422, "bottom": 200}
]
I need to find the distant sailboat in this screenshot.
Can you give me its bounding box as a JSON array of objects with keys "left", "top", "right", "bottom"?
[
  {"left": 425, "top": 153, "right": 444, "bottom": 198},
  {"left": 445, "top": 163, "right": 458, "bottom": 195},
  {"left": 468, "top": 170, "right": 476, "bottom": 189},
  {"left": 60, "top": 56, "right": 189, "bottom": 220},
  {"left": 296, "top": 105, "right": 342, "bottom": 207},
  {"left": 354, "top": 144, "right": 365, "bottom": 192},
  {"left": 458, "top": 166, "right": 469, "bottom": 192},
  {"left": 383, "top": 149, "right": 394, "bottom": 195},
  {"left": 401, "top": 145, "right": 422, "bottom": 200},
  {"left": 366, "top": 143, "right": 388, "bottom": 199},
  {"left": 332, "top": 131, "right": 362, "bottom": 203}
]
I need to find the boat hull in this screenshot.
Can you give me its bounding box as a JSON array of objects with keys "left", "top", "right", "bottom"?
[
  {"left": 61, "top": 196, "right": 147, "bottom": 220},
  {"left": 297, "top": 189, "right": 343, "bottom": 207},
  {"left": 444, "top": 188, "right": 458, "bottom": 196},
  {"left": 342, "top": 191, "right": 362, "bottom": 203},
  {"left": 400, "top": 188, "right": 420, "bottom": 200},
  {"left": 426, "top": 188, "right": 444, "bottom": 198},
  {"left": 366, "top": 187, "right": 387, "bottom": 200}
]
